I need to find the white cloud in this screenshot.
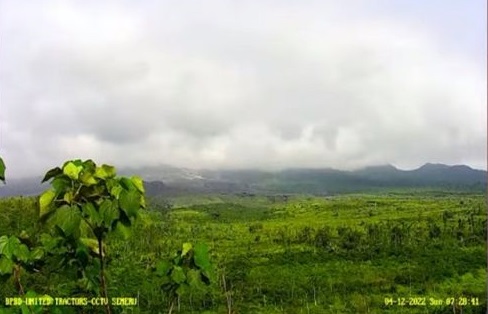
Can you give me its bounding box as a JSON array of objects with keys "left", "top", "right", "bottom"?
[{"left": 0, "top": 0, "right": 485, "bottom": 177}]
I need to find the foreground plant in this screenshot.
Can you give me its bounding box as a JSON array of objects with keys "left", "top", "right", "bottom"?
[
  {"left": 153, "top": 242, "right": 214, "bottom": 314},
  {"left": 0, "top": 157, "right": 52, "bottom": 314},
  {"left": 0, "top": 234, "right": 44, "bottom": 294},
  {"left": 39, "top": 159, "right": 145, "bottom": 314}
]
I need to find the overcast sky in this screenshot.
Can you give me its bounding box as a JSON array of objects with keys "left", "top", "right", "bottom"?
[{"left": 1, "top": 0, "right": 486, "bottom": 178}]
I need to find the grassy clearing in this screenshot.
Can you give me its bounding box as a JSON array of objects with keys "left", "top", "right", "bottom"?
[{"left": 0, "top": 192, "right": 486, "bottom": 313}]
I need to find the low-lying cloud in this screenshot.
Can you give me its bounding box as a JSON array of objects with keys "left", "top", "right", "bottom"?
[{"left": 1, "top": 0, "right": 485, "bottom": 178}]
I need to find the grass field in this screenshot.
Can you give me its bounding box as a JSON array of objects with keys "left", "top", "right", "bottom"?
[{"left": 0, "top": 192, "right": 486, "bottom": 313}]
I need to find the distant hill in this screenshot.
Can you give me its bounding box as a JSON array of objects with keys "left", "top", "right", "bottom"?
[
  {"left": 0, "top": 163, "right": 485, "bottom": 197},
  {"left": 121, "top": 163, "right": 487, "bottom": 194},
  {"left": 0, "top": 178, "right": 170, "bottom": 197},
  {"left": 0, "top": 176, "right": 49, "bottom": 197}
]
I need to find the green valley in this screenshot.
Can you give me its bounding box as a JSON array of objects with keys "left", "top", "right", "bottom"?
[{"left": 0, "top": 190, "right": 486, "bottom": 313}]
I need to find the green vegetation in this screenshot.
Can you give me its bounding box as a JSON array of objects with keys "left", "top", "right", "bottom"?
[
  {"left": 38, "top": 159, "right": 146, "bottom": 314},
  {"left": 0, "top": 157, "right": 486, "bottom": 313},
  {"left": 152, "top": 242, "right": 214, "bottom": 314},
  {"left": 0, "top": 159, "right": 213, "bottom": 314},
  {"left": 0, "top": 192, "right": 486, "bottom": 313},
  {"left": 0, "top": 157, "right": 5, "bottom": 183}
]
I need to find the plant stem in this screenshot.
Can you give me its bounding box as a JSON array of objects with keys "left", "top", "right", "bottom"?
[
  {"left": 222, "top": 271, "right": 232, "bottom": 314},
  {"left": 168, "top": 298, "right": 175, "bottom": 314},
  {"left": 98, "top": 237, "right": 111, "bottom": 314},
  {"left": 14, "top": 265, "right": 34, "bottom": 314},
  {"left": 14, "top": 264, "right": 24, "bottom": 295}
]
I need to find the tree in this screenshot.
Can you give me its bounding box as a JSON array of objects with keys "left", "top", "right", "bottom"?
[{"left": 39, "top": 159, "right": 145, "bottom": 314}]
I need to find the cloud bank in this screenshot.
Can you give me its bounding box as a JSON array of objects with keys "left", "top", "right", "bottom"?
[{"left": 1, "top": 0, "right": 485, "bottom": 178}]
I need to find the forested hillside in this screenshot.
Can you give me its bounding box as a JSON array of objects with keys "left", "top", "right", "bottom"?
[{"left": 1, "top": 163, "right": 486, "bottom": 197}]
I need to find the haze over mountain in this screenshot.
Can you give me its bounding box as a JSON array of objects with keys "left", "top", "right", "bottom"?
[
  {"left": 1, "top": 1, "right": 486, "bottom": 179},
  {"left": 0, "top": 163, "right": 485, "bottom": 197}
]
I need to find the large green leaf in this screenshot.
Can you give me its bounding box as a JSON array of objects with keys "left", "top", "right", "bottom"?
[
  {"left": 155, "top": 260, "right": 171, "bottom": 277},
  {"left": 54, "top": 205, "right": 81, "bottom": 236},
  {"left": 39, "top": 190, "right": 56, "bottom": 217},
  {"left": 80, "top": 171, "right": 98, "bottom": 186},
  {"left": 181, "top": 243, "right": 192, "bottom": 257},
  {"left": 187, "top": 269, "right": 203, "bottom": 288},
  {"left": 119, "top": 190, "right": 140, "bottom": 218},
  {"left": 131, "top": 176, "right": 145, "bottom": 194},
  {"left": 82, "top": 159, "right": 97, "bottom": 171},
  {"left": 140, "top": 196, "right": 146, "bottom": 209},
  {"left": 194, "top": 243, "right": 211, "bottom": 271},
  {"left": 114, "top": 222, "right": 132, "bottom": 240},
  {"left": 51, "top": 177, "right": 71, "bottom": 194},
  {"left": 119, "top": 177, "right": 135, "bottom": 191},
  {"left": 173, "top": 255, "right": 182, "bottom": 266},
  {"left": 0, "top": 256, "right": 14, "bottom": 275},
  {"left": 41, "top": 167, "right": 62, "bottom": 183},
  {"left": 63, "top": 162, "right": 83, "bottom": 180},
  {"left": 75, "top": 245, "right": 89, "bottom": 267},
  {"left": 0, "top": 157, "right": 5, "bottom": 184},
  {"left": 171, "top": 266, "right": 186, "bottom": 284},
  {"left": 81, "top": 185, "right": 105, "bottom": 199},
  {"left": 63, "top": 191, "right": 74, "bottom": 203},
  {"left": 110, "top": 185, "right": 123, "bottom": 199},
  {"left": 99, "top": 199, "right": 119, "bottom": 227},
  {"left": 0, "top": 236, "right": 20, "bottom": 259},
  {"left": 82, "top": 202, "right": 102, "bottom": 226},
  {"left": 94, "top": 165, "right": 116, "bottom": 179},
  {"left": 0, "top": 236, "right": 7, "bottom": 255},
  {"left": 80, "top": 238, "right": 102, "bottom": 257},
  {"left": 105, "top": 178, "right": 116, "bottom": 189},
  {"left": 72, "top": 159, "right": 83, "bottom": 166},
  {"left": 79, "top": 219, "right": 94, "bottom": 238},
  {"left": 30, "top": 247, "right": 44, "bottom": 261},
  {"left": 39, "top": 234, "right": 59, "bottom": 251},
  {"left": 15, "top": 244, "right": 30, "bottom": 263}
]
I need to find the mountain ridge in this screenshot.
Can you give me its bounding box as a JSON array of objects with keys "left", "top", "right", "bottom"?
[{"left": 0, "top": 163, "right": 485, "bottom": 197}]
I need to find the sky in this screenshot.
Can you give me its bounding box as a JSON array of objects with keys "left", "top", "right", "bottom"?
[{"left": 0, "top": 0, "right": 486, "bottom": 178}]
